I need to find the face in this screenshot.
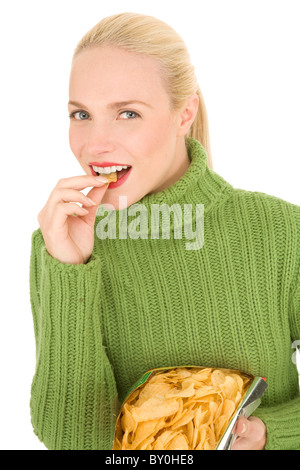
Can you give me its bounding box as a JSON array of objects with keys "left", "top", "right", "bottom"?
[{"left": 68, "top": 45, "right": 194, "bottom": 209}]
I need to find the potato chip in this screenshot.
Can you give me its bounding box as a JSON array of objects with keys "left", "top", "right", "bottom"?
[
  {"left": 113, "top": 367, "right": 252, "bottom": 450},
  {"left": 219, "top": 376, "right": 238, "bottom": 400},
  {"left": 131, "top": 418, "right": 162, "bottom": 449},
  {"left": 152, "top": 430, "right": 182, "bottom": 450},
  {"left": 169, "top": 405, "right": 195, "bottom": 429},
  {"left": 165, "top": 397, "right": 184, "bottom": 427},
  {"left": 166, "top": 432, "right": 189, "bottom": 450},
  {"left": 121, "top": 403, "right": 136, "bottom": 434},
  {"left": 211, "top": 369, "right": 226, "bottom": 386},
  {"left": 186, "top": 419, "right": 194, "bottom": 446},
  {"left": 165, "top": 381, "right": 195, "bottom": 398},
  {"left": 105, "top": 172, "right": 117, "bottom": 182},
  {"left": 136, "top": 434, "right": 155, "bottom": 450},
  {"left": 131, "top": 396, "right": 180, "bottom": 422},
  {"left": 136, "top": 382, "right": 173, "bottom": 404}
]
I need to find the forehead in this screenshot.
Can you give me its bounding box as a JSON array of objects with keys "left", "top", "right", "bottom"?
[{"left": 69, "top": 46, "right": 168, "bottom": 105}]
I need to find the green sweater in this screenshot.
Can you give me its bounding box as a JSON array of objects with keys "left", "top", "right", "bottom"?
[{"left": 29, "top": 138, "right": 300, "bottom": 450}]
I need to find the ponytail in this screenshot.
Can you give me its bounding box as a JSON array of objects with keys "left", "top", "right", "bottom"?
[{"left": 187, "top": 87, "right": 213, "bottom": 169}]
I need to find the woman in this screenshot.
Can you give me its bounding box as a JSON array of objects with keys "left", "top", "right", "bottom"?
[{"left": 30, "top": 12, "right": 300, "bottom": 450}]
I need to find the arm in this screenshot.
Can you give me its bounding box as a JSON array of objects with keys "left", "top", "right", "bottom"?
[
  {"left": 235, "top": 203, "right": 300, "bottom": 451},
  {"left": 253, "top": 397, "right": 300, "bottom": 450},
  {"left": 29, "top": 228, "right": 119, "bottom": 450},
  {"left": 252, "top": 234, "right": 300, "bottom": 450}
]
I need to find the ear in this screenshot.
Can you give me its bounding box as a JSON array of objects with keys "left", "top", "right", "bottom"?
[{"left": 176, "top": 93, "right": 199, "bottom": 137}]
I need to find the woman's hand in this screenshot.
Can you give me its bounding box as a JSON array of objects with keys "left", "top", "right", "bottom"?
[
  {"left": 37, "top": 175, "right": 109, "bottom": 264},
  {"left": 231, "top": 416, "right": 267, "bottom": 450}
]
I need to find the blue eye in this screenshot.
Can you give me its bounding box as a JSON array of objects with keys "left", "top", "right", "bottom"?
[
  {"left": 120, "top": 111, "right": 139, "bottom": 119},
  {"left": 69, "top": 110, "right": 89, "bottom": 120},
  {"left": 68, "top": 109, "right": 140, "bottom": 121}
]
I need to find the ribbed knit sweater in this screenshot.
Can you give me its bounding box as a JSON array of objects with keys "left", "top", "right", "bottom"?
[{"left": 29, "top": 138, "right": 300, "bottom": 450}]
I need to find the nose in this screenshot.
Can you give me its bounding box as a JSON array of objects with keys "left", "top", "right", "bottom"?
[{"left": 85, "top": 120, "right": 115, "bottom": 156}]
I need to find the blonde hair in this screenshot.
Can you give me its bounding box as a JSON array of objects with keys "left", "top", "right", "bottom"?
[{"left": 72, "top": 12, "right": 213, "bottom": 169}]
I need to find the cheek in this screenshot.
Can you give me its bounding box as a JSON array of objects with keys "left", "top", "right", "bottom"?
[
  {"left": 69, "top": 126, "right": 84, "bottom": 155},
  {"left": 145, "top": 117, "right": 177, "bottom": 159},
  {"left": 130, "top": 114, "right": 175, "bottom": 154}
]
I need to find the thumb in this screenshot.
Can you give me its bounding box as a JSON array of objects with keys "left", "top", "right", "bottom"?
[{"left": 234, "top": 416, "right": 266, "bottom": 442}]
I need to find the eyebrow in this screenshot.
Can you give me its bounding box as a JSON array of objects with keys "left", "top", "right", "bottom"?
[{"left": 68, "top": 100, "right": 153, "bottom": 109}]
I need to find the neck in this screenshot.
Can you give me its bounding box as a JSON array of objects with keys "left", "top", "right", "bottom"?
[
  {"left": 104, "top": 138, "right": 234, "bottom": 238},
  {"left": 137, "top": 138, "right": 233, "bottom": 213},
  {"left": 150, "top": 137, "right": 191, "bottom": 194}
]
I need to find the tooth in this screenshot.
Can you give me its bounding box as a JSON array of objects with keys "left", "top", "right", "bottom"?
[{"left": 92, "top": 164, "right": 129, "bottom": 174}]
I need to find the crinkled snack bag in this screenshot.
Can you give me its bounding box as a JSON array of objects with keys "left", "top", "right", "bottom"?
[{"left": 113, "top": 366, "right": 267, "bottom": 450}]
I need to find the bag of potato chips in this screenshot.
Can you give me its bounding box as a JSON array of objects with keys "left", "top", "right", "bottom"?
[{"left": 113, "top": 366, "right": 267, "bottom": 450}]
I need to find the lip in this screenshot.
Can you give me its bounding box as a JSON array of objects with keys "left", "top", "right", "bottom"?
[
  {"left": 89, "top": 161, "right": 131, "bottom": 167},
  {"left": 89, "top": 164, "right": 133, "bottom": 188}
]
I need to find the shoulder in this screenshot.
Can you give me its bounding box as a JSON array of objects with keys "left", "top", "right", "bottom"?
[
  {"left": 227, "top": 187, "right": 300, "bottom": 228},
  {"left": 226, "top": 187, "right": 300, "bottom": 280}
]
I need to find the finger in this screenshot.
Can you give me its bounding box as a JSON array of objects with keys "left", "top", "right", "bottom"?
[
  {"left": 55, "top": 174, "right": 109, "bottom": 190},
  {"left": 77, "top": 184, "right": 110, "bottom": 226},
  {"left": 49, "top": 202, "right": 90, "bottom": 231},
  {"left": 86, "top": 184, "right": 111, "bottom": 206},
  {"left": 234, "top": 416, "right": 266, "bottom": 442},
  {"left": 234, "top": 416, "right": 248, "bottom": 437},
  {"left": 46, "top": 176, "right": 109, "bottom": 220},
  {"left": 231, "top": 436, "right": 252, "bottom": 451},
  {"left": 49, "top": 188, "right": 98, "bottom": 207}
]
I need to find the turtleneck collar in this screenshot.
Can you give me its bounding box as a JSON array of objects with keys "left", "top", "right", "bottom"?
[
  {"left": 97, "top": 138, "right": 234, "bottom": 239},
  {"left": 138, "top": 137, "right": 233, "bottom": 213}
]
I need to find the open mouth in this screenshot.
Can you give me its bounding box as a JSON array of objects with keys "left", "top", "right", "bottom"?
[{"left": 90, "top": 164, "right": 132, "bottom": 181}]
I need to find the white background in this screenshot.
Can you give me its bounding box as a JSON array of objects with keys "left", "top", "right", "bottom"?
[{"left": 0, "top": 0, "right": 299, "bottom": 450}]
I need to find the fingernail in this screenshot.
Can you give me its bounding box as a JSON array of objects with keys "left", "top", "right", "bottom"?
[
  {"left": 241, "top": 423, "right": 247, "bottom": 434},
  {"left": 95, "top": 175, "right": 109, "bottom": 183}
]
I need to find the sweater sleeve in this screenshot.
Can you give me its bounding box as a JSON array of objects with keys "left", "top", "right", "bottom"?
[
  {"left": 252, "top": 206, "right": 300, "bottom": 450},
  {"left": 253, "top": 276, "right": 300, "bottom": 450},
  {"left": 29, "top": 228, "right": 119, "bottom": 450}
]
